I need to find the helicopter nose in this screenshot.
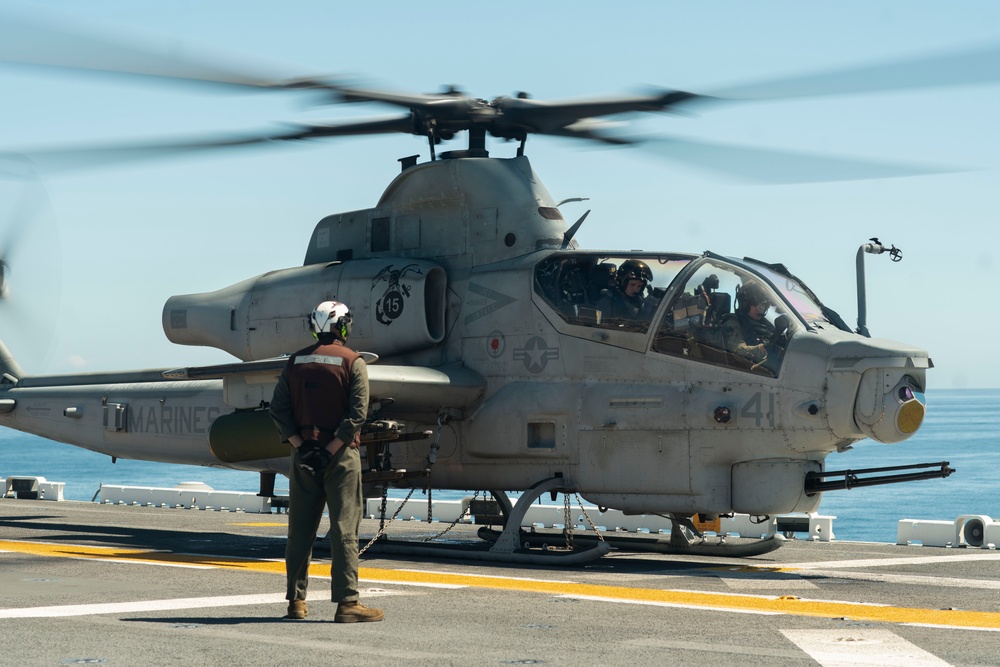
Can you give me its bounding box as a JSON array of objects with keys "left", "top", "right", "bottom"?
[{"left": 854, "top": 371, "right": 926, "bottom": 443}]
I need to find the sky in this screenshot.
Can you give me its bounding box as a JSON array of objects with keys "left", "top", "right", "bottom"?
[{"left": 0, "top": 1, "right": 998, "bottom": 389}]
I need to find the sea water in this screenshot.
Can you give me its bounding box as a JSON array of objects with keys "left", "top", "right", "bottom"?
[{"left": 1, "top": 388, "right": 996, "bottom": 544}]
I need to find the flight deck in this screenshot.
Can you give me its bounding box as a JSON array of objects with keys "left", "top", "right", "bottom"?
[{"left": 2, "top": 499, "right": 999, "bottom": 666}]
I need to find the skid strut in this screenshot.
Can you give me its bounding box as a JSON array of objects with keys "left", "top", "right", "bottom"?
[{"left": 360, "top": 476, "right": 610, "bottom": 565}]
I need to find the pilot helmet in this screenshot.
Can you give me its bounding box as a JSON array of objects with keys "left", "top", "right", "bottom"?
[
  {"left": 739, "top": 281, "right": 772, "bottom": 312},
  {"left": 310, "top": 300, "right": 352, "bottom": 341},
  {"left": 616, "top": 259, "right": 653, "bottom": 291}
]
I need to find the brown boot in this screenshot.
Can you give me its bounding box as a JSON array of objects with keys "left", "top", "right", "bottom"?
[
  {"left": 334, "top": 601, "right": 384, "bottom": 623},
  {"left": 285, "top": 599, "right": 308, "bottom": 620}
]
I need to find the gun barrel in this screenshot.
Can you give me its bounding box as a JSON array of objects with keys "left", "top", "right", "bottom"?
[{"left": 805, "top": 461, "right": 954, "bottom": 494}]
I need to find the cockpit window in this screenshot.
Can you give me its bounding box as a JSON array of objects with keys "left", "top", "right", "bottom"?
[
  {"left": 652, "top": 261, "right": 795, "bottom": 377},
  {"left": 749, "top": 263, "right": 848, "bottom": 331},
  {"left": 534, "top": 254, "right": 691, "bottom": 333}
]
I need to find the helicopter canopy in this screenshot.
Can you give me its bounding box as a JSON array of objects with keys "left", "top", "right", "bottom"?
[{"left": 533, "top": 252, "right": 850, "bottom": 378}]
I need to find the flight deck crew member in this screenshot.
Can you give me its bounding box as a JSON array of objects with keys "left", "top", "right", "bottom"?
[
  {"left": 269, "top": 300, "right": 383, "bottom": 623},
  {"left": 596, "top": 259, "right": 653, "bottom": 321},
  {"left": 722, "top": 281, "right": 775, "bottom": 364}
]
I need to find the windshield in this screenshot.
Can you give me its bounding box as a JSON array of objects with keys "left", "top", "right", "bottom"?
[
  {"left": 534, "top": 253, "right": 693, "bottom": 334},
  {"left": 747, "top": 262, "right": 849, "bottom": 331}
]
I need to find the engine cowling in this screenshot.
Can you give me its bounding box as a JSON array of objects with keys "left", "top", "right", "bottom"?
[{"left": 163, "top": 258, "right": 447, "bottom": 360}]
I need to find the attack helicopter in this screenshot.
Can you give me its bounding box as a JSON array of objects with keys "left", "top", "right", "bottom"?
[{"left": 0, "top": 17, "right": 975, "bottom": 563}]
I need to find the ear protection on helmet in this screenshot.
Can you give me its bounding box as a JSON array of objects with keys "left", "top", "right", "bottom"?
[{"left": 309, "top": 300, "right": 352, "bottom": 340}]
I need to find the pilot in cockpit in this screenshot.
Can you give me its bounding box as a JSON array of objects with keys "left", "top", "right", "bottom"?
[
  {"left": 597, "top": 259, "right": 653, "bottom": 321},
  {"left": 722, "top": 280, "right": 775, "bottom": 363}
]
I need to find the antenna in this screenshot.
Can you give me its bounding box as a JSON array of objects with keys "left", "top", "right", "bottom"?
[{"left": 561, "top": 210, "right": 591, "bottom": 249}]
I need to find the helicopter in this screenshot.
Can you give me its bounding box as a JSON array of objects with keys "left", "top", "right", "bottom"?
[{"left": 0, "top": 15, "right": 978, "bottom": 563}]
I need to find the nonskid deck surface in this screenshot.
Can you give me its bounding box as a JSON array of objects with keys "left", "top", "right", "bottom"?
[{"left": 2, "top": 500, "right": 999, "bottom": 666}]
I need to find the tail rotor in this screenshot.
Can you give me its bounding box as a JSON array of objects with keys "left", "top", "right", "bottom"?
[{"left": 0, "top": 155, "right": 63, "bottom": 373}]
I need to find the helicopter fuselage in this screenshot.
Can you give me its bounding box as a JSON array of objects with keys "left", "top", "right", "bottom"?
[{"left": 0, "top": 155, "right": 930, "bottom": 518}]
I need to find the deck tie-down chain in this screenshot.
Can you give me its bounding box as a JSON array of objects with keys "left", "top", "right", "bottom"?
[
  {"left": 424, "top": 490, "right": 480, "bottom": 542},
  {"left": 562, "top": 492, "right": 574, "bottom": 549},
  {"left": 553, "top": 492, "right": 608, "bottom": 551},
  {"left": 359, "top": 413, "right": 448, "bottom": 556},
  {"left": 576, "top": 493, "right": 605, "bottom": 541}
]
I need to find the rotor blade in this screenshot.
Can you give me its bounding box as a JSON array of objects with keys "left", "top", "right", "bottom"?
[
  {"left": 326, "top": 84, "right": 472, "bottom": 109},
  {"left": 0, "top": 9, "right": 335, "bottom": 93},
  {"left": 0, "top": 153, "right": 40, "bottom": 180},
  {"left": 1, "top": 116, "right": 416, "bottom": 172},
  {"left": 709, "top": 42, "right": 1000, "bottom": 101},
  {"left": 1, "top": 135, "right": 292, "bottom": 173},
  {"left": 498, "top": 42, "right": 1000, "bottom": 130},
  {"left": 539, "top": 122, "right": 638, "bottom": 146},
  {"left": 639, "top": 136, "right": 962, "bottom": 184},
  {"left": 494, "top": 91, "right": 705, "bottom": 131},
  {"left": 303, "top": 115, "right": 418, "bottom": 138}
]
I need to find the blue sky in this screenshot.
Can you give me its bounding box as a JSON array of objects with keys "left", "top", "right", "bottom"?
[{"left": 1, "top": 1, "right": 998, "bottom": 389}]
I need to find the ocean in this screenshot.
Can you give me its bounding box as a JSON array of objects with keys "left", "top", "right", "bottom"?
[{"left": 1, "top": 388, "right": 997, "bottom": 544}]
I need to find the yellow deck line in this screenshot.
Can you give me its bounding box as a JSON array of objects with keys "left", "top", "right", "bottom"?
[
  {"left": 4, "top": 539, "right": 999, "bottom": 630},
  {"left": 228, "top": 522, "right": 287, "bottom": 527}
]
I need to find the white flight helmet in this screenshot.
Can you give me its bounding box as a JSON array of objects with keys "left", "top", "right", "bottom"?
[{"left": 309, "top": 300, "right": 352, "bottom": 341}]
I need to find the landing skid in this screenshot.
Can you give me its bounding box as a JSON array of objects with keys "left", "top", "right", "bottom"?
[
  {"left": 360, "top": 476, "right": 610, "bottom": 565},
  {"left": 357, "top": 475, "right": 781, "bottom": 563},
  {"left": 361, "top": 535, "right": 610, "bottom": 565},
  {"left": 479, "top": 527, "right": 784, "bottom": 558},
  {"left": 474, "top": 494, "right": 783, "bottom": 559}
]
